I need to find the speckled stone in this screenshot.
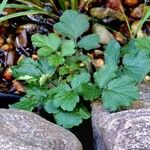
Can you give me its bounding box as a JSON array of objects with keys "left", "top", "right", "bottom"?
[
  {"left": 92, "top": 83, "right": 150, "bottom": 150},
  {"left": 0, "top": 109, "right": 82, "bottom": 150}
]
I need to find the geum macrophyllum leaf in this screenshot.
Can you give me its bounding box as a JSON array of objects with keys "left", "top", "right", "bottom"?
[
  {"left": 61, "top": 40, "right": 76, "bottom": 56},
  {"left": 105, "top": 39, "right": 121, "bottom": 65},
  {"left": 71, "top": 72, "right": 90, "bottom": 90},
  {"left": 12, "top": 58, "right": 41, "bottom": 78},
  {"left": 102, "top": 76, "right": 139, "bottom": 111},
  {"left": 54, "top": 10, "right": 89, "bottom": 40},
  {"left": 32, "top": 33, "right": 61, "bottom": 57},
  {"left": 94, "top": 64, "right": 117, "bottom": 88},
  {"left": 123, "top": 51, "right": 150, "bottom": 82},
  {"left": 136, "top": 36, "right": 150, "bottom": 52},
  {"left": 54, "top": 106, "right": 90, "bottom": 128},
  {"left": 77, "top": 34, "right": 100, "bottom": 50},
  {"left": 12, "top": 58, "right": 55, "bottom": 84},
  {"left": 53, "top": 84, "right": 79, "bottom": 111},
  {"left": 79, "top": 83, "right": 100, "bottom": 101}
]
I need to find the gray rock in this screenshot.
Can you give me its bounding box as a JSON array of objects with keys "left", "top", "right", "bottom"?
[
  {"left": 0, "top": 109, "right": 82, "bottom": 150},
  {"left": 92, "top": 83, "right": 150, "bottom": 150}
]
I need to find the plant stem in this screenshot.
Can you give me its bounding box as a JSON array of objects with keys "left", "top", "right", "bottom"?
[{"left": 119, "top": 0, "right": 132, "bottom": 38}]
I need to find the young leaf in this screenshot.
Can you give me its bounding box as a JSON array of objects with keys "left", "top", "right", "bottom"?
[
  {"left": 102, "top": 76, "right": 139, "bottom": 111},
  {"left": 77, "top": 34, "right": 99, "bottom": 50},
  {"left": 12, "top": 58, "right": 41, "bottom": 78},
  {"left": 54, "top": 110, "right": 82, "bottom": 128},
  {"left": 94, "top": 64, "right": 117, "bottom": 88},
  {"left": 105, "top": 39, "right": 121, "bottom": 65},
  {"left": 123, "top": 51, "right": 150, "bottom": 82},
  {"left": 32, "top": 33, "right": 61, "bottom": 56},
  {"left": 48, "top": 54, "right": 65, "bottom": 66},
  {"left": 136, "top": 36, "right": 150, "bottom": 52},
  {"left": 61, "top": 40, "right": 76, "bottom": 56},
  {"left": 53, "top": 90, "right": 79, "bottom": 111},
  {"left": 9, "top": 99, "right": 38, "bottom": 111},
  {"left": 54, "top": 10, "right": 89, "bottom": 40},
  {"left": 79, "top": 83, "right": 100, "bottom": 101},
  {"left": 71, "top": 72, "right": 90, "bottom": 89},
  {"left": 44, "top": 100, "right": 58, "bottom": 114}
]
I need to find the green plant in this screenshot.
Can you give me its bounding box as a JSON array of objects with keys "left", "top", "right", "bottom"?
[
  {"left": 10, "top": 10, "right": 99, "bottom": 128},
  {"left": 10, "top": 10, "right": 150, "bottom": 128}
]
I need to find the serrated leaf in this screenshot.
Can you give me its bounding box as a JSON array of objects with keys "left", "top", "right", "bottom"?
[
  {"left": 32, "top": 33, "right": 61, "bottom": 57},
  {"left": 48, "top": 54, "right": 65, "bottom": 66},
  {"left": 54, "top": 110, "right": 82, "bottom": 128},
  {"left": 37, "top": 59, "right": 55, "bottom": 74},
  {"left": 123, "top": 51, "right": 150, "bottom": 82},
  {"left": 121, "top": 39, "right": 140, "bottom": 55},
  {"left": 79, "top": 83, "right": 100, "bottom": 101},
  {"left": 136, "top": 36, "right": 150, "bottom": 52},
  {"left": 102, "top": 76, "right": 139, "bottom": 111},
  {"left": 61, "top": 40, "right": 76, "bottom": 56},
  {"left": 94, "top": 64, "right": 117, "bottom": 88},
  {"left": 54, "top": 10, "right": 89, "bottom": 40},
  {"left": 105, "top": 39, "right": 121, "bottom": 65},
  {"left": 44, "top": 100, "right": 58, "bottom": 114},
  {"left": 53, "top": 89, "right": 79, "bottom": 111},
  {"left": 12, "top": 58, "right": 41, "bottom": 78},
  {"left": 71, "top": 72, "right": 90, "bottom": 89},
  {"left": 9, "top": 99, "right": 38, "bottom": 111},
  {"left": 78, "top": 34, "right": 99, "bottom": 50}
]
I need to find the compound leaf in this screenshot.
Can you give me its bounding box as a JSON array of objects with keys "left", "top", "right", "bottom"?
[
  {"left": 54, "top": 10, "right": 89, "bottom": 40},
  {"left": 32, "top": 33, "right": 61, "bottom": 56}
]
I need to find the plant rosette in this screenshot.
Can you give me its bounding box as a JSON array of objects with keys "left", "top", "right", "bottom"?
[{"left": 10, "top": 10, "right": 150, "bottom": 128}]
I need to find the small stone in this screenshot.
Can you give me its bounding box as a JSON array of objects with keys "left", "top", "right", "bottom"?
[
  {"left": 92, "top": 24, "right": 114, "bottom": 45},
  {"left": 92, "top": 59, "right": 104, "bottom": 69},
  {"left": 1, "top": 44, "right": 14, "bottom": 51},
  {"left": 124, "top": 0, "right": 138, "bottom": 7},
  {"left": 3, "top": 68, "right": 13, "bottom": 80},
  {"left": 0, "top": 36, "right": 4, "bottom": 47}
]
